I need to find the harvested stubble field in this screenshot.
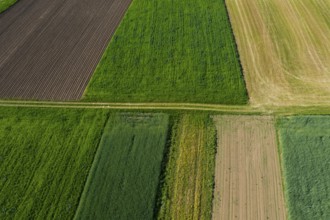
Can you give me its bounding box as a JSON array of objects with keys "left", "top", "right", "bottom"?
[
  {"left": 0, "top": 0, "right": 16, "bottom": 13},
  {"left": 227, "top": 0, "right": 330, "bottom": 106},
  {"left": 278, "top": 116, "right": 330, "bottom": 219},
  {"left": 75, "top": 113, "right": 169, "bottom": 220},
  {"left": 212, "top": 115, "right": 286, "bottom": 220},
  {"left": 158, "top": 114, "right": 216, "bottom": 220},
  {"left": 0, "top": 107, "right": 108, "bottom": 219},
  {"left": 0, "top": 0, "right": 131, "bottom": 100},
  {"left": 84, "top": 0, "right": 247, "bottom": 104}
]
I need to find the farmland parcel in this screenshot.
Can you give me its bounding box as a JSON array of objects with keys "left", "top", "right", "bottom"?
[
  {"left": 158, "top": 114, "right": 216, "bottom": 219},
  {"left": 213, "top": 116, "right": 286, "bottom": 220},
  {"left": 278, "top": 116, "right": 330, "bottom": 219},
  {"left": 84, "top": 0, "right": 247, "bottom": 104},
  {"left": 0, "top": 0, "right": 131, "bottom": 100},
  {"left": 75, "top": 114, "right": 169, "bottom": 220},
  {"left": 227, "top": 0, "right": 330, "bottom": 106},
  {"left": 0, "top": 107, "right": 108, "bottom": 219}
]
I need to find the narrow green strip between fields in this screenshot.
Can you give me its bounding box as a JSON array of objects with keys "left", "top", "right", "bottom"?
[
  {"left": 75, "top": 113, "right": 169, "bottom": 220},
  {"left": 158, "top": 114, "right": 216, "bottom": 219}
]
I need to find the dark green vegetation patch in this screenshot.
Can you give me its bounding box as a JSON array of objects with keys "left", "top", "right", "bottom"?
[
  {"left": 75, "top": 113, "right": 169, "bottom": 220},
  {"left": 0, "top": 0, "right": 16, "bottom": 13},
  {"left": 0, "top": 107, "right": 108, "bottom": 219},
  {"left": 277, "top": 116, "right": 330, "bottom": 219},
  {"left": 84, "top": 0, "right": 248, "bottom": 104}
]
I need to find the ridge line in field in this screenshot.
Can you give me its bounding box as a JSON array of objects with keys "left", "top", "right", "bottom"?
[
  {"left": 0, "top": 101, "right": 254, "bottom": 113},
  {"left": 0, "top": 100, "right": 330, "bottom": 114}
]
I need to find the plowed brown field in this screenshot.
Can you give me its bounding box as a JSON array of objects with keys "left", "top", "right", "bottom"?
[
  {"left": 0, "top": 0, "right": 131, "bottom": 100},
  {"left": 212, "top": 115, "right": 286, "bottom": 220}
]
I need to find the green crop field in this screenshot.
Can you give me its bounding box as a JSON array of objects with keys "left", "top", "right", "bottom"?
[
  {"left": 0, "top": 107, "right": 108, "bottom": 219},
  {"left": 0, "top": 0, "right": 16, "bottom": 13},
  {"left": 277, "top": 116, "right": 330, "bottom": 219},
  {"left": 83, "top": 0, "right": 247, "bottom": 104},
  {"left": 75, "top": 113, "right": 169, "bottom": 220},
  {"left": 158, "top": 114, "right": 216, "bottom": 219}
]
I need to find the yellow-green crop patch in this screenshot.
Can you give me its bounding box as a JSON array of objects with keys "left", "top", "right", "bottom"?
[{"left": 158, "top": 114, "right": 216, "bottom": 219}]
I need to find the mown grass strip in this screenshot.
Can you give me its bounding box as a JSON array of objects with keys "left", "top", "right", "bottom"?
[
  {"left": 75, "top": 113, "right": 169, "bottom": 220},
  {"left": 158, "top": 114, "right": 216, "bottom": 219},
  {"left": 0, "top": 107, "right": 108, "bottom": 219},
  {"left": 83, "top": 0, "right": 247, "bottom": 104},
  {"left": 277, "top": 116, "right": 330, "bottom": 219},
  {"left": 0, "top": 0, "right": 16, "bottom": 13}
]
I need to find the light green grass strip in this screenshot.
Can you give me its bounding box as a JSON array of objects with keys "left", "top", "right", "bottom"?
[
  {"left": 277, "top": 116, "right": 330, "bottom": 219},
  {"left": 83, "top": 0, "right": 247, "bottom": 104},
  {"left": 0, "top": 107, "right": 108, "bottom": 219},
  {"left": 75, "top": 113, "right": 169, "bottom": 220},
  {"left": 0, "top": 0, "right": 16, "bottom": 13}
]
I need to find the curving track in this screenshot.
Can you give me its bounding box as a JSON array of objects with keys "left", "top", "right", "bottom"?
[{"left": 0, "top": 0, "right": 131, "bottom": 100}]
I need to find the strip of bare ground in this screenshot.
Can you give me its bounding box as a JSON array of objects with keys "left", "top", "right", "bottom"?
[
  {"left": 0, "top": 0, "right": 131, "bottom": 100},
  {"left": 212, "top": 115, "right": 286, "bottom": 220}
]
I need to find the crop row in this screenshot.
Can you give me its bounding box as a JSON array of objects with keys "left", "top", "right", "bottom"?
[{"left": 0, "top": 107, "right": 329, "bottom": 219}]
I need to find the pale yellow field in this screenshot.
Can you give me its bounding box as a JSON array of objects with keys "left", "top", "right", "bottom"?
[
  {"left": 227, "top": 0, "right": 330, "bottom": 106},
  {"left": 212, "top": 116, "right": 286, "bottom": 220}
]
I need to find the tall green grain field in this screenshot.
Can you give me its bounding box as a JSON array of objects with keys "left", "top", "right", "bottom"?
[
  {"left": 277, "top": 116, "right": 330, "bottom": 219},
  {"left": 0, "top": 107, "right": 108, "bottom": 220},
  {"left": 75, "top": 113, "right": 169, "bottom": 220}
]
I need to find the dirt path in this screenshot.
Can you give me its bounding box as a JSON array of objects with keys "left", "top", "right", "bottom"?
[
  {"left": 0, "top": 0, "right": 131, "bottom": 100},
  {"left": 212, "top": 116, "right": 286, "bottom": 220}
]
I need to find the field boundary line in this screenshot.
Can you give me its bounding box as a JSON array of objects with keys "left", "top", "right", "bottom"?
[{"left": 0, "top": 100, "right": 330, "bottom": 114}]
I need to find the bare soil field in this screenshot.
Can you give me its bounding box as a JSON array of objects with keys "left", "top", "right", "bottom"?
[
  {"left": 0, "top": 0, "right": 131, "bottom": 100},
  {"left": 227, "top": 0, "right": 330, "bottom": 106},
  {"left": 212, "top": 115, "right": 286, "bottom": 220}
]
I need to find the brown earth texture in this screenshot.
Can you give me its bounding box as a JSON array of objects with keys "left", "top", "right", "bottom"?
[
  {"left": 0, "top": 0, "right": 131, "bottom": 100},
  {"left": 212, "top": 115, "right": 286, "bottom": 220}
]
